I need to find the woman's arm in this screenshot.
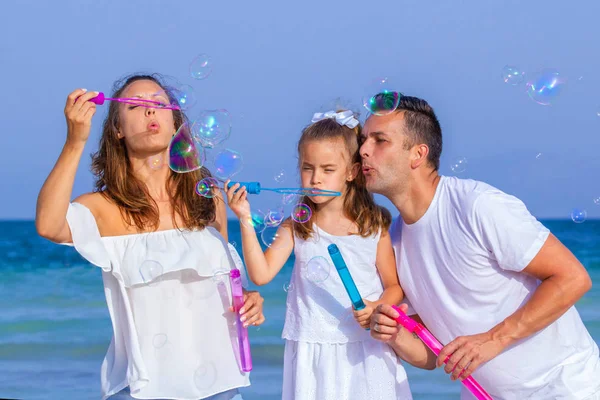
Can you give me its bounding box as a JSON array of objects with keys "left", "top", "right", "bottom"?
[{"left": 36, "top": 89, "right": 99, "bottom": 243}]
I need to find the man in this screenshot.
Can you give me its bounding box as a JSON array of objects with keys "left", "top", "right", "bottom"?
[{"left": 361, "top": 95, "right": 600, "bottom": 399}]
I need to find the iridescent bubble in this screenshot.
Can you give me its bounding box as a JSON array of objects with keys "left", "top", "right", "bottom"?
[
  {"left": 241, "top": 210, "right": 266, "bottom": 232},
  {"left": 148, "top": 154, "right": 164, "bottom": 170},
  {"left": 501, "top": 65, "right": 525, "bottom": 86},
  {"left": 152, "top": 333, "right": 168, "bottom": 349},
  {"left": 213, "top": 149, "right": 244, "bottom": 180},
  {"left": 168, "top": 122, "right": 204, "bottom": 173},
  {"left": 303, "top": 256, "right": 331, "bottom": 283},
  {"left": 265, "top": 210, "right": 284, "bottom": 227},
  {"left": 450, "top": 157, "right": 468, "bottom": 173},
  {"left": 192, "top": 109, "right": 232, "bottom": 148},
  {"left": 291, "top": 203, "right": 312, "bottom": 223},
  {"left": 274, "top": 170, "right": 286, "bottom": 183},
  {"left": 139, "top": 260, "right": 163, "bottom": 285},
  {"left": 169, "top": 84, "right": 197, "bottom": 110},
  {"left": 282, "top": 194, "right": 298, "bottom": 205},
  {"left": 536, "top": 153, "right": 543, "bottom": 159},
  {"left": 261, "top": 226, "right": 284, "bottom": 248},
  {"left": 189, "top": 53, "right": 212, "bottom": 80},
  {"left": 361, "top": 77, "right": 400, "bottom": 116},
  {"left": 212, "top": 269, "right": 230, "bottom": 283},
  {"left": 526, "top": 69, "right": 565, "bottom": 106},
  {"left": 194, "top": 362, "right": 218, "bottom": 390},
  {"left": 195, "top": 177, "right": 220, "bottom": 198},
  {"left": 571, "top": 208, "right": 587, "bottom": 223},
  {"left": 594, "top": 197, "right": 600, "bottom": 205},
  {"left": 283, "top": 282, "right": 295, "bottom": 292}
]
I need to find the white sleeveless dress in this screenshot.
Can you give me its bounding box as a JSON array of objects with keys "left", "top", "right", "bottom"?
[
  {"left": 281, "top": 225, "right": 413, "bottom": 400},
  {"left": 61, "top": 202, "right": 250, "bottom": 400}
]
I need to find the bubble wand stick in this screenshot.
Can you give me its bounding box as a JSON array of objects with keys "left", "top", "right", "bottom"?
[
  {"left": 390, "top": 305, "right": 493, "bottom": 400},
  {"left": 229, "top": 269, "right": 252, "bottom": 372},
  {"left": 226, "top": 181, "right": 340, "bottom": 197}
]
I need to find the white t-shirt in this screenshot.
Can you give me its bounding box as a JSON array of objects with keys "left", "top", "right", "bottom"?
[{"left": 391, "top": 176, "right": 600, "bottom": 400}]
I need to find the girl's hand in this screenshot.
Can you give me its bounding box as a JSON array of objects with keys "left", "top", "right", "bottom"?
[
  {"left": 65, "top": 89, "right": 98, "bottom": 144},
  {"left": 353, "top": 299, "right": 376, "bottom": 329},
  {"left": 224, "top": 180, "right": 251, "bottom": 220}
]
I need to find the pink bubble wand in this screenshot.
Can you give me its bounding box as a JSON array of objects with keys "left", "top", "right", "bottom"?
[
  {"left": 391, "top": 305, "right": 494, "bottom": 400},
  {"left": 82, "top": 92, "right": 181, "bottom": 110}
]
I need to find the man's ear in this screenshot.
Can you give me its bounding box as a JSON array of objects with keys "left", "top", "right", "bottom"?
[{"left": 410, "top": 144, "right": 430, "bottom": 169}]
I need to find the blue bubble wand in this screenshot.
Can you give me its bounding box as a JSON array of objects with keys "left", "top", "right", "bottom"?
[{"left": 225, "top": 181, "right": 340, "bottom": 197}]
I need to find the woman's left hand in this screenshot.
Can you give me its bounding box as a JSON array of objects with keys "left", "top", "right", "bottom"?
[{"left": 233, "top": 289, "right": 265, "bottom": 328}]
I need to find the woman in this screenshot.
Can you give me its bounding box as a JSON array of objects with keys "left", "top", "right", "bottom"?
[{"left": 36, "top": 74, "right": 265, "bottom": 400}]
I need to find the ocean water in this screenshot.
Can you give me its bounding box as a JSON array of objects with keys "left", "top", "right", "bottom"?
[{"left": 0, "top": 219, "right": 598, "bottom": 400}]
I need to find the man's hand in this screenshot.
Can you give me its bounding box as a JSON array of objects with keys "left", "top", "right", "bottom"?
[{"left": 437, "top": 331, "right": 505, "bottom": 381}]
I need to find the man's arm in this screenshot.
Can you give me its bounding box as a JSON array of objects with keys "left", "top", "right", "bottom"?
[{"left": 439, "top": 191, "right": 592, "bottom": 382}]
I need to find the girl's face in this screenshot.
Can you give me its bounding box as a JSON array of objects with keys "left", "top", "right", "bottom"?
[
  {"left": 299, "top": 137, "right": 358, "bottom": 204},
  {"left": 117, "top": 79, "right": 177, "bottom": 156}
]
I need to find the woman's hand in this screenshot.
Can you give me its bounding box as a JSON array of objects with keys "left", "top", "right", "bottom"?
[
  {"left": 234, "top": 289, "right": 265, "bottom": 328},
  {"left": 64, "top": 88, "right": 98, "bottom": 144}
]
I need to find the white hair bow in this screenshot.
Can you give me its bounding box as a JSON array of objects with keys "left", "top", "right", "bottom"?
[{"left": 311, "top": 110, "right": 359, "bottom": 129}]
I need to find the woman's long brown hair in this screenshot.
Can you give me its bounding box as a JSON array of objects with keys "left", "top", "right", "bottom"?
[
  {"left": 91, "top": 74, "right": 215, "bottom": 232},
  {"left": 293, "top": 116, "right": 391, "bottom": 240}
]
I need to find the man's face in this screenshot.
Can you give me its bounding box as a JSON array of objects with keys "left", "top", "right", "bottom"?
[{"left": 360, "top": 112, "right": 412, "bottom": 197}]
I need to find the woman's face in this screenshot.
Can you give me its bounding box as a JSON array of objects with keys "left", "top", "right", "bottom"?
[{"left": 117, "top": 79, "right": 177, "bottom": 156}]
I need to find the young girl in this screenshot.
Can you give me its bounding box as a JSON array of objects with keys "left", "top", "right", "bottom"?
[
  {"left": 36, "top": 74, "right": 265, "bottom": 400},
  {"left": 225, "top": 110, "right": 413, "bottom": 399}
]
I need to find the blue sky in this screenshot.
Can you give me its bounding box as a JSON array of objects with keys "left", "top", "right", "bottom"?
[{"left": 2, "top": 0, "right": 599, "bottom": 220}]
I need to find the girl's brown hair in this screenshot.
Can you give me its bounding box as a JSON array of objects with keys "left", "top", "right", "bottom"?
[
  {"left": 293, "top": 114, "right": 391, "bottom": 240},
  {"left": 91, "top": 73, "right": 215, "bottom": 232}
]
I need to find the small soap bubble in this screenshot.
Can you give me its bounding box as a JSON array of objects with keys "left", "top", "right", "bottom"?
[
  {"left": 274, "top": 170, "right": 286, "bottom": 183},
  {"left": 450, "top": 157, "right": 468, "bottom": 173},
  {"left": 361, "top": 77, "right": 400, "bottom": 116},
  {"left": 526, "top": 69, "right": 565, "bottom": 106},
  {"left": 241, "top": 210, "right": 266, "bottom": 232},
  {"left": 291, "top": 203, "right": 312, "bottom": 223},
  {"left": 594, "top": 197, "right": 600, "bottom": 205},
  {"left": 571, "top": 209, "right": 587, "bottom": 223},
  {"left": 501, "top": 65, "right": 525, "bottom": 86},
  {"left": 264, "top": 209, "right": 284, "bottom": 228},
  {"left": 152, "top": 333, "right": 168, "bottom": 349},
  {"left": 148, "top": 154, "right": 164, "bottom": 170},
  {"left": 302, "top": 256, "right": 331, "bottom": 283},
  {"left": 195, "top": 177, "right": 220, "bottom": 198},
  {"left": 213, "top": 149, "right": 244, "bottom": 180},
  {"left": 261, "top": 226, "right": 284, "bottom": 249},
  {"left": 169, "top": 84, "right": 197, "bottom": 110},
  {"left": 536, "top": 153, "right": 542, "bottom": 159},
  {"left": 282, "top": 193, "right": 298, "bottom": 205},
  {"left": 283, "top": 282, "right": 295, "bottom": 292},
  {"left": 212, "top": 269, "right": 230, "bottom": 283},
  {"left": 192, "top": 109, "right": 232, "bottom": 148},
  {"left": 194, "top": 362, "right": 218, "bottom": 390},
  {"left": 139, "top": 260, "right": 163, "bottom": 285},
  {"left": 189, "top": 53, "right": 212, "bottom": 80}
]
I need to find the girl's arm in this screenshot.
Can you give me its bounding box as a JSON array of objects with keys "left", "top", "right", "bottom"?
[
  {"left": 354, "top": 229, "right": 403, "bottom": 328},
  {"left": 225, "top": 182, "right": 294, "bottom": 285}
]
